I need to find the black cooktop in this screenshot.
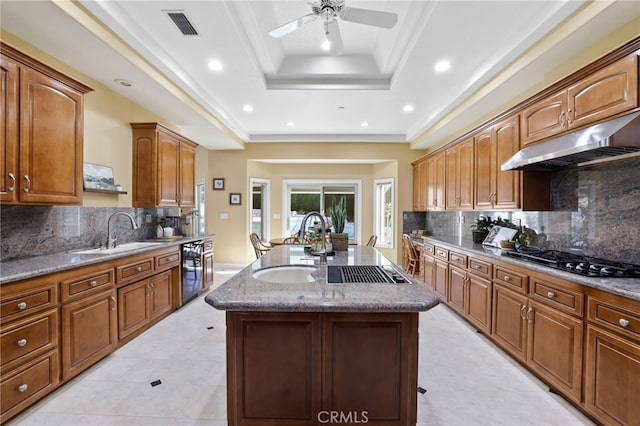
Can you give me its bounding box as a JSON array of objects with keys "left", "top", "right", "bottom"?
[{"left": 504, "top": 247, "right": 640, "bottom": 278}]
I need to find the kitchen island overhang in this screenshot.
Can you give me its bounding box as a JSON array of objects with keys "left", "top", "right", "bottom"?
[{"left": 205, "top": 245, "right": 439, "bottom": 426}]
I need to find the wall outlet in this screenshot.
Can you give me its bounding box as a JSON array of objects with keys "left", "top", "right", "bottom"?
[
  {"left": 145, "top": 214, "right": 152, "bottom": 223},
  {"left": 273, "top": 213, "right": 281, "bottom": 219}
]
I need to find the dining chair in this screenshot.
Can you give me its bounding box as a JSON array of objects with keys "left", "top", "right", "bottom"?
[
  {"left": 281, "top": 236, "right": 303, "bottom": 244},
  {"left": 402, "top": 234, "right": 419, "bottom": 277},
  {"left": 366, "top": 235, "right": 377, "bottom": 247},
  {"left": 250, "top": 233, "right": 271, "bottom": 258}
]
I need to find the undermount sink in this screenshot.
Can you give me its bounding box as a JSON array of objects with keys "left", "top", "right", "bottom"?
[
  {"left": 252, "top": 265, "right": 317, "bottom": 283},
  {"left": 73, "top": 241, "right": 164, "bottom": 255}
]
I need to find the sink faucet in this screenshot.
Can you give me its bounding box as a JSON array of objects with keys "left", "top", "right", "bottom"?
[
  {"left": 297, "top": 211, "right": 328, "bottom": 264},
  {"left": 107, "top": 212, "right": 139, "bottom": 248}
]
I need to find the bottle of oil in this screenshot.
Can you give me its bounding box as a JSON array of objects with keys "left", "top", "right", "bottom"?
[{"left": 518, "top": 226, "right": 530, "bottom": 247}]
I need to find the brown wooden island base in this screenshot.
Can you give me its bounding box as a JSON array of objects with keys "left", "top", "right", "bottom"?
[{"left": 225, "top": 311, "right": 419, "bottom": 426}]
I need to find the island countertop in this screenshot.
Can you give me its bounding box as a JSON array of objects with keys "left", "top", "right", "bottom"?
[{"left": 205, "top": 245, "right": 440, "bottom": 312}]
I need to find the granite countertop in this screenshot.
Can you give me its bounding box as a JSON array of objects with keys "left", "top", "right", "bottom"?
[
  {"left": 0, "top": 235, "right": 214, "bottom": 285},
  {"left": 205, "top": 245, "right": 440, "bottom": 313},
  {"left": 421, "top": 235, "right": 640, "bottom": 302}
]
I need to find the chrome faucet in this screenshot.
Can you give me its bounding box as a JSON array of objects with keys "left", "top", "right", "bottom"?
[
  {"left": 107, "top": 212, "right": 138, "bottom": 248},
  {"left": 297, "top": 211, "right": 328, "bottom": 264}
]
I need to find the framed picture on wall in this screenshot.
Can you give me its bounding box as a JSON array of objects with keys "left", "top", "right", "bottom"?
[
  {"left": 229, "top": 193, "right": 241, "bottom": 205},
  {"left": 213, "top": 178, "right": 225, "bottom": 190}
]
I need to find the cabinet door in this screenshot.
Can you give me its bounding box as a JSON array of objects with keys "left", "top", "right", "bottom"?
[
  {"left": 492, "top": 284, "right": 528, "bottom": 362},
  {"left": 434, "top": 152, "right": 446, "bottom": 210},
  {"left": 458, "top": 138, "right": 474, "bottom": 210},
  {"left": 474, "top": 128, "right": 494, "bottom": 209},
  {"left": 149, "top": 271, "right": 172, "bottom": 320},
  {"left": 157, "top": 132, "right": 180, "bottom": 207},
  {"left": 421, "top": 254, "right": 435, "bottom": 291},
  {"left": 0, "top": 55, "right": 19, "bottom": 203},
  {"left": 117, "top": 279, "right": 150, "bottom": 340},
  {"left": 19, "top": 66, "right": 83, "bottom": 204},
  {"left": 179, "top": 142, "right": 196, "bottom": 207},
  {"left": 520, "top": 90, "right": 568, "bottom": 146},
  {"left": 445, "top": 146, "right": 459, "bottom": 210},
  {"left": 585, "top": 325, "right": 640, "bottom": 426},
  {"left": 203, "top": 251, "right": 214, "bottom": 290},
  {"left": 434, "top": 260, "right": 448, "bottom": 300},
  {"left": 447, "top": 266, "right": 466, "bottom": 316},
  {"left": 425, "top": 156, "right": 436, "bottom": 210},
  {"left": 412, "top": 160, "right": 426, "bottom": 211},
  {"left": 61, "top": 290, "right": 117, "bottom": 380},
  {"left": 527, "top": 301, "right": 583, "bottom": 403},
  {"left": 568, "top": 54, "right": 638, "bottom": 129},
  {"left": 493, "top": 116, "right": 520, "bottom": 209},
  {"left": 466, "top": 273, "right": 492, "bottom": 334}
]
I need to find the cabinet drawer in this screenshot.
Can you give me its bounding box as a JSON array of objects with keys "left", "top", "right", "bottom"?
[
  {"left": 531, "top": 278, "right": 583, "bottom": 317},
  {"left": 116, "top": 257, "right": 154, "bottom": 285},
  {"left": 0, "top": 283, "right": 57, "bottom": 320},
  {"left": 61, "top": 269, "right": 114, "bottom": 302},
  {"left": 449, "top": 251, "right": 467, "bottom": 268},
  {"left": 420, "top": 242, "right": 434, "bottom": 255},
  {"left": 203, "top": 240, "right": 214, "bottom": 253},
  {"left": 156, "top": 250, "right": 180, "bottom": 270},
  {"left": 468, "top": 257, "right": 492, "bottom": 279},
  {"left": 588, "top": 297, "right": 640, "bottom": 341},
  {"left": 1, "top": 349, "right": 59, "bottom": 417},
  {"left": 0, "top": 309, "right": 58, "bottom": 371},
  {"left": 494, "top": 266, "right": 528, "bottom": 293},
  {"left": 434, "top": 247, "right": 449, "bottom": 261}
]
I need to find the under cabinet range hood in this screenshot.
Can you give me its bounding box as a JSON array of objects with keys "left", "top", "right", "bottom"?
[{"left": 501, "top": 111, "right": 640, "bottom": 171}]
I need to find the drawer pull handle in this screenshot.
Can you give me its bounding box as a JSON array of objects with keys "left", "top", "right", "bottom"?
[
  {"left": 136, "top": 266, "right": 143, "bottom": 272},
  {"left": 520, "top": 304, "right": 527, "bottom": 319},
  {"left": 110, "top": 297, "right": 116, "bottom": 311},
  {"left": 547, "top": 292, "right": 555, "bottom": 299},
  {"left": 619, "top": 319, "right": 630, "bottom": 327},
  {"left": 18, "top": 384, "right": 28, "bottom": 393},
  {"left": 90, "top": 280, "right": 98, "bottom": 287},
  {"left": 17, "top": 302, "right": 27, "bottom": 310},
  {"left": 504, "top": 275, "right": 511, "bottom": 282},
  {"left": 17, "top": 339, "right": 27, "bottom": 347},
  {"left": 473, "top": 265, "right": 480, "bottom": 269}
]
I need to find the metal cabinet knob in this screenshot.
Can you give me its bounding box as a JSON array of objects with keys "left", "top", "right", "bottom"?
[
  {"left": 619, "top": 319, "right": 630, "bottom": 327},
  {"left": 504, "top": 275, "right": 511, "bottom": 281},
  {"left": 90, "top": 280, "right": 97, "bottom": 287},
  {"left": 17, "top": 302, "right": 27, "bottom": 310},
  {"left": 17, "top": 339, "right": 27, "bottom": 347},
  {"left": 136, "top": 266, "right": 142, "bottom": 272},
  {"left": 547, "top": 292, "right": 555, "bottom": 299},
  {"left": 18, "top": 384, "right": 28, "bottom": 393}
]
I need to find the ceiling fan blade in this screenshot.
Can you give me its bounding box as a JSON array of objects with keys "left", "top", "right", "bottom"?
[
  {"left": 340, "top": 7, "right": 398, "bottom": 29},
  {"left": 269, "top": 13, "right": 318, "bottom": 38},
  {"left": 325, "top": 20, "right": 344, "bottom": 56}
]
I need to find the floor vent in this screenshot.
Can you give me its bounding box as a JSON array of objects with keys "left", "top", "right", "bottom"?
[{"left": 166, "top": 11, "right": 198, "bottom": 36}]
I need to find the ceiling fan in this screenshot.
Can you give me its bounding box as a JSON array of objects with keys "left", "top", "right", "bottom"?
[{"left": 268, "top": 0, "right": 398, "bottom": 56}]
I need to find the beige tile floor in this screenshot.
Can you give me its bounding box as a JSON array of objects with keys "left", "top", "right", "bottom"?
[{"left": 8, "top": 267, "right": 595, "bottom": 426}]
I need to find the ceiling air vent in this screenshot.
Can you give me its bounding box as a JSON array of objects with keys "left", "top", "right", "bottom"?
[{"left": 165, "top": 11, "right": 198, "bottom": 36}]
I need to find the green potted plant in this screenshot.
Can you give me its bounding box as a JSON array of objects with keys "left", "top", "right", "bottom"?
[
  {"left": 329, "top": 197, "right": 349, "bottom": 250},
  {"left": 471, "top": 215, "right": 494, "bottom": 243}
]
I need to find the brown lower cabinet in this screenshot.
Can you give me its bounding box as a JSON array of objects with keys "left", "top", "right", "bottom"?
[{"left": 225, "top": 311, "right": 419, "bottom": 426}]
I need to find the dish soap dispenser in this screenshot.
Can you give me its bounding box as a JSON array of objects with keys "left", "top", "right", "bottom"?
[{"left": 156, "top": 224, "right": 164, "bottom": 239}]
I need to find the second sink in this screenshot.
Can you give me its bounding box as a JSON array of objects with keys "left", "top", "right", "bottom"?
[{"left": 252, "top": 265, "right": 317, "bottom": 283}]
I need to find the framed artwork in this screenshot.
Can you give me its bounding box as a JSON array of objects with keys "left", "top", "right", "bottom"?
[
  {"left": 213, "top": 178, "right": 225, "bottom": 190},
  {"left": 229, "top": 193, "right": 241, "bottom": 205},
  {"left": 83, "top": 162, "right": 116, "bottom": 190}
]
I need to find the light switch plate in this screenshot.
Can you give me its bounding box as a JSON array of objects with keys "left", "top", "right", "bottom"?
[
  {"left": 273, "top": 213, "right": 280, "bottom": 219},
  {"left": 220, "top": 213, "right": 228, "bottom": 219}
]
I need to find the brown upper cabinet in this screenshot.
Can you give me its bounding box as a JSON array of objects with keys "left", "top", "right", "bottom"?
[
  {"left": 131, "top": 123, "right": 197, "bottom": 208},
  {"left": 412, "top": 158, "right": 427, "bottom": 211},
  {"left": 426, "top": 151, "right": 446, "bottom": 211},
  {"left": 521, "top": 54, "right": 638, "bottom": 146},
  {"left": 445, "top": 138, "right": 473, "bottom": 210},
  {"left": 0, "top": 43, "right": 92, "bottom": 205}
]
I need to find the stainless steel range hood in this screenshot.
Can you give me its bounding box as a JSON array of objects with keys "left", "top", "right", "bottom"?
[{"left": 501, "top": 111, "right": 640, "bottom": 171}]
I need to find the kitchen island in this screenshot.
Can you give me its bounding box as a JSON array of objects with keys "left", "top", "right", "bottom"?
[{"left": 205, "top": 245, "right": 439, "bottom": 426}]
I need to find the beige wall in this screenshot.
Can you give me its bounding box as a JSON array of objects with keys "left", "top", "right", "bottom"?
[{"left": 207, "top": 144, "right": 422, "bottom": 264}]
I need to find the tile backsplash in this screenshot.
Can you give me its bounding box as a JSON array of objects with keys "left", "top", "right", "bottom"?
[{"left": 405, "top": 157, "right": 640, "bottom": 265}]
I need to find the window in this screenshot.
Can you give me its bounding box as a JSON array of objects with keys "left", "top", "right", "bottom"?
[
  {"left": 374, "top": 178, "right": 394, "bottom": 248},
  {"left": 283, "top": 180, "right": 361, "bottom": 242},
  {"left": 250, "top": 178, "right": 270, "bottom": 241}
]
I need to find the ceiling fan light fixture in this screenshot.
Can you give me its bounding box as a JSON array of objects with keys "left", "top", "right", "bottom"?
[{"left": 321, "top": 38, "right": 331, "bottom": 51}]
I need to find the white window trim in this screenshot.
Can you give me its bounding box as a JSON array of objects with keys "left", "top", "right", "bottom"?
[
  {"left": 250, "top": 177, "right": 271, "bottom": 241},
  {"left": 374, "top": 178, "right": 394, "bottom": 249},
  {"left": 282, "top": 179, "right": 362, "bottom": 243}
]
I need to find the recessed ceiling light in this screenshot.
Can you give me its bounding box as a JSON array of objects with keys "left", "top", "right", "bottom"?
[
  {"left": 286, "top": 121, "right": 295, "bottom": 127},
  {"left": 114, "top": 78, "right": 134, "bottom": 88},
  {"left": 360, "top": 121, "right": 369, "bottom": 127},
  {"left": 243, "top": 104, "right": 253, "bottom": 112},
  {"left": 434, "top": 60, "right": 451, "bottom": 73},
  {"left": 207, "top": 59, "right": 223, "bottom": 71},
  {"left": 403, "top": 105, "right": 414, "bottom": 113}
]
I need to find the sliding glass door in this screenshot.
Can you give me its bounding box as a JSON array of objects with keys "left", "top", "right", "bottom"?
[{"left": 284, "top": 180, "right": 360, "bottom": 242}]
